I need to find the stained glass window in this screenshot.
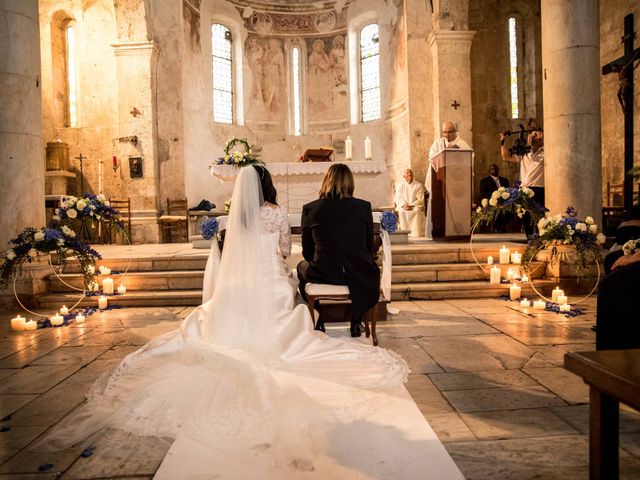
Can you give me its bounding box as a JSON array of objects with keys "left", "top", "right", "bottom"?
[
  {"left": 66, "top": 25, "right": 78, "bottom": 127},
  {"left": 292, "top": 47, "right": 302, "bottom": 136},
  {"left": 360, "top": 23, "right": 381, "bottom": 123},
  {"left": 508, "top": 17, "right": 519, "bottom": 119},
  {"left": 212, "top": 24, "right": 233, "bottom": 124}
]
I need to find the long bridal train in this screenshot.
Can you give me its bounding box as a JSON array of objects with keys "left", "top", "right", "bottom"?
[{"left": 38, "top": 167, "right": 464, "bottom": 479}]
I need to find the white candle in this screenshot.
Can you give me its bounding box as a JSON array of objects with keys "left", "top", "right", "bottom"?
[
  {"left": 509, "top": 284, "right": 522, "bottom": 300},
  {"left": 489, "top": 266, "right": 501, "bottom": 284},
  {"left": 50, "top": 314, "right": 64, "bottom": 326},
  {"left": 520, "top": 298, "right": 531, "bottom": 307},
  {"left": 75, "top": 314, "right": 85, "bottom": 324},
  {"left": 533, "top": 300, "right": 546, "bottom": 310},
  {"left": 60, "top": 305, "right": 69, "bottom": 315},
  {"left": 344, "top": 136, "right": 353, "bottom": 160},
  {"left": 511, "top": 252, "right": 522, "bottom": 264},
  {"left": 100, "top": 267, "right": 111, "bottom": 275},
  {"left": 364, "top": 136, "right": 372, "bottom": 160},
  {"left": 117, "top": 284, "right": 127, "bottom": 294},
  {"left": 98, "top": 296, "right": 108, "bottom": 310},
  {"left": 499, "top": 246, "right": 510, "bottom": 264},
  {"left": 98, "top": 265, "right": 106, "bottom": 273},
  {"left": 506, "top": 268, "right": 515, "bottom": 281},
  {"left": 559, "top": 304, "right": 571, "bottom": 312},
  {"left": 98, "top": 158, "right": 104, "bottom": 194},
  {"left": 102, "top": 278, "right": 114, "bottom": 295},
  {"left": 551, "top": 287, "right": 564, "bottom": 303},
  {"left": 521, "top": 274, "right": 529, "bottom": 283},
  {"left": 24, "top": 320, "right": 37, "bottom": 330},
  {"left": 487, "top": 255, "right": 494, "bottom": 265},
  {"left": 10, "top": 315, "right": 26, "bottom": 331},
  {"left": 557, "top": 295, "right": 568, "bottom": 305}
]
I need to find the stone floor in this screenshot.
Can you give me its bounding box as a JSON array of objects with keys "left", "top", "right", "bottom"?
[{"left": 1, "top": 298, "right": 639, "bottom": 479}]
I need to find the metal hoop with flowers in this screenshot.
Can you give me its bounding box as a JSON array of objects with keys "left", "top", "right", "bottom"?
[{"left": 216, "top": 137, "right": 261, "bottom": 167}]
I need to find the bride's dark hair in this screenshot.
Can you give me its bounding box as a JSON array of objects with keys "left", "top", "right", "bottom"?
[{"left": 252, "top": 164, "right": 278, "bottom": 205}]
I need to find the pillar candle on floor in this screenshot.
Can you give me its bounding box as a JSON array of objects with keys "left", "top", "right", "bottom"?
[
  {"left": 24, "top": 320, "right": 37, "bottom": 330},
  {"left": 98, "top": 296, "right": 108, "bottom": 310},
  {"left": 559, "top": 304, "right": 571, "bottom": 312},
  {"left": 102, "top": 278, "right": 114, "bottom": 295},
  {"left": 557, "top": 295, "right": 568, "bottom": 305},
  {"left": 50, "top": 314, "right": 64, "bottom": 326},
  {"left": 520, "top": 298, "right": 531, "bottom": 307},
  {"left": 499, "top": 246, "right": 510, "bottom": 264},
  {"left": 509, "top": 284, "right": 522, "bottom": 300},
  {"left": 506, "top": 268, "right": 515, "bottom": 281},
  {"left": 117, "top": 284, "right": 126, "bottom": 294},
  {"left": 551, "top": 287, "right": 564, "bottom": 303},
  {"left": 510, "top": 251, "right": 522, "bottom": 264},
  {"left": 533, "top": 300, "right": 546, "bottom": 310},
  {"left": 489, "top": 266, "right": 501, "bottom": 284},
  {"left": 75, "top": 314, "right": 85, "bottom": 323},
  {"left": 10, "top": 315, "right": 26, "bottom": 331},
  {"left": 487, "top": 256, "right": 493, "bottom": 265}
]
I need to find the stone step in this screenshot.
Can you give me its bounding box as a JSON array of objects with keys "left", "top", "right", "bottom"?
[
  {"left": 390, "top": 280, "right": 556, "bottom": 301},
  {"left": 36, "top": 290, "right": 204, "bottom": 309},
  {"left": 48, "top": 271, "right": 205, "bottom": 292},
  {"left": 390, "top": 245, "right": 527, "bottom": 265},
  {"left": 391, "top": 262, "right": 545, "bottom": 283},
  {"left": 60, "top": 255, "right": 209, "bottom": 273}
]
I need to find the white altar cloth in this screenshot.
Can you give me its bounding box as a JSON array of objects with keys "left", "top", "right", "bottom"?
[{"left": 210, "top": 160, "right": 386, "bottom": 178}]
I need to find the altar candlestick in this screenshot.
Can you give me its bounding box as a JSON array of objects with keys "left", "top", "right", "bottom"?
[
  {"left": 499, "top": 246, "right": 510, "bottom": 264},
  {"left": 364, "top": 137, "right": 372, "bottom": 160},
  {"left": 98, "top": 158, "right": 104, "bottom": 194},
  {"left": 345, "top": 136, "right": 353, "bottom": 160}
]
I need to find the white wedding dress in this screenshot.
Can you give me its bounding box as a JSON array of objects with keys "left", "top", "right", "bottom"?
[{"left": 42, "top": 168, "right": 463, "bottom": 479}]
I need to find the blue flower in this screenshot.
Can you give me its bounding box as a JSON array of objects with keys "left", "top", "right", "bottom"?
[
  {"left": 381, "top": 210, "right": 397, "bottom": 233},
  {"left": 200, "top": 217, "right": 219, "bottom": 240}
]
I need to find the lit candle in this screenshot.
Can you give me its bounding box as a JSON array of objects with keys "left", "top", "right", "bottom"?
[
  {"left": 551, "top": 287, "right": 564, "bottom": 303},
  {"left": 60, "top": 305, "right": 69, "bottom": 315},
  {"left": 557, "top": 295, "right": 568, "bottom": 305},
  {"left": 75, "top": 314, "right": 85, "bottom": 324},
  {"left": 117, "top": 284, "right": 127, "bottom": 294},
  {"left": 98, "top": 265, "right": 106, "bottom": 273},
  {"left": 487, "top": 255, "right": 494, "bottom": 265},
  {"left": 98, "top": 296, "right": 108, "bottom": 310},
  {"left": 511, "top": 251, "right": 522, "bottom": 264},
  {"left": 521, "top": 274, "right": 529, "bottom": 283},
  {"left": 98, "top": 158, "right": 104, "bottom": 194},
  {"left": 520, "top": 298, "right": 531, "bottom": 307},
  {"left": 101, "top": 267, "right": 111, "bottom": 275},
  {"left": 499, "top": 246, "right": 510, "bottom": 264},
  {"left": 10, "top": 315, "right": 26, "bottom": 331},
  {"left": 559, "top": 304, "right": 571, "bottom": 312},
  {"left": 533, "top": 300, "right": 546, "bottom": 310},
  {"left": 489, "top": 266, "right": 501, "bottom": 284},
  {"left": 50, "top": 314, "right": 64, "bottom": 326},
  {"left": 506, "top": 268, "right": 515, "bottom": 281},
  {"left": 24, "top": 320, "right": 37, "bottom": 330},
  {"left": 509, "top": 283, "right": 522, "bottom": 300},
  {"left": 102, "top": 278, "right": 114, "bottom": 295},
  {"left": 345, "top": 136, "right": 353, "bottom": 160},
  {"left": 364, "top": 136, "right": 372, "bottom": 160}
]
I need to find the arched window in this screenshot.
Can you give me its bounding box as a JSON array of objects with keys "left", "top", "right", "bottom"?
[
  {"left": 291, "top": 46, "right": 302, "bottom": 136},
  {"left": 212, "top": 23, "right": 233, "bottom": 124},
  {"left": 65, "top": 24, "right": 78, "bottom": 127},
  {"left": 359, "top": 23, "right": 381, "bottom": 122},
  {"left": 508, "top": 16, "right": 520, "bottom": 119}
]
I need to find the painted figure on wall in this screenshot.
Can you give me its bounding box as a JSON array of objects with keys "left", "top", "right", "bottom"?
[
  {"left": 307, "top": 36, "right": 348, "bottom": 122},
  {"left": 261, "top": 38, "right": 285, "bottom": 113},
  {"left": 330, "top": 35, "right": 347, "bottom": 89},
  {"left": 245, "top": 36, "right": 264, "bottom": 106}
]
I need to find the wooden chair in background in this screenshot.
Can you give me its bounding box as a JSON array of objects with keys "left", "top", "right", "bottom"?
[
  {"left": 158, "top": 198, "right": 189, "bottom": 243},
  {"left": 602, "top": 182, "right": 640, "bottom": 235},
  {"left": 108, "top": 197, "right": 132, "bottom": 244}
]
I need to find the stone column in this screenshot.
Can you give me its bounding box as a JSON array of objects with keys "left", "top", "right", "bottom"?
[
  {"left": 428, "top": 30, "right": 476, "bottom": 145},
  {"left": 0, "top": 0, "right": 44, "bottom": 248},
  {"left": 541, "top": 0, "right": 601, "bottom": 220}
]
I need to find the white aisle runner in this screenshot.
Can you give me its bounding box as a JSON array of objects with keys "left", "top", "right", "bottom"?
[{"left": 155, "top": 383, "right": 464, "bottom": 480}]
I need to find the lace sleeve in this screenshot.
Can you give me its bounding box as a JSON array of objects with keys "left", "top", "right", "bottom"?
[{"left": 277, "top": 206, "right": 291, "bottom": 258}]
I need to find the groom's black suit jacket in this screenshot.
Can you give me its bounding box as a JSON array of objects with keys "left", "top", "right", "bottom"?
[{"left": 300, "top": 197, "right": 380, "bottom": 319}]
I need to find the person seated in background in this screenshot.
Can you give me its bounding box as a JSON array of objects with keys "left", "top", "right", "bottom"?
[
  {"left": 394, "top": 168, "right": 425, "bottom": 237},
  {"left": 603, "top": 205, "right": 640, "bottom": 274},
  {"left": 479, "top": 164, "right": 510, "bottom": 233},
  {"left": 297, "top": 163, "right": 380, "bottom": 337}
]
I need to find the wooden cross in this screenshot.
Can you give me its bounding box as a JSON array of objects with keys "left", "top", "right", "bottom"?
[
  {"left": 75, "top": 153, "right": 87, "bottom": 195},
  {"left": 602, "top": 13, "right": 640, "bottom": 210},
  {"left": 451, "top": 100, "right": 461, "bottom": 110}
]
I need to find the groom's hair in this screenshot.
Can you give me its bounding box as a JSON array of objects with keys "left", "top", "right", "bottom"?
[
  {"left": 319, "top": 163, "right": 354, "bottom": 200},
  {"left": 252, "top": 164, "right": 278, "bottom": 205}
]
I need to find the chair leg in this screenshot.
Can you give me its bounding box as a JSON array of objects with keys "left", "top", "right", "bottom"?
[
  {"left": 371, "top": 304, "right": 379, "bottom": 347},
  {"left": 363, "top": 309, "right": 371, "bottom": 339},
  {"left": 306, "top": 295, "right": 317, "bottom": 328}
]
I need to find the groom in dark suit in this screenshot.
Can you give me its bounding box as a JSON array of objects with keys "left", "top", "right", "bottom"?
[{"left": 297, "top": 164, "right": 380, "bottom": 337}]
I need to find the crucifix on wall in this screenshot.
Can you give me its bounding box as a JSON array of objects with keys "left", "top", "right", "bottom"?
[{"left": 602, "top": 13, "right": 640, "bottom": 210}]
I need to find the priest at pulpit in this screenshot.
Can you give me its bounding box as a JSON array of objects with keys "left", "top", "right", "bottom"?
[{"left": 394, "top": 168, "right": 425, "bottom": 237}]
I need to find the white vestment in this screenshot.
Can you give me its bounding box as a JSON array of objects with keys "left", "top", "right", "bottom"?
[
  {"left": 394, "top": 180, "right": 425, "bottom": 237},
  {"left": 424, "top": 135, "right": 471, "bottom": 238}
]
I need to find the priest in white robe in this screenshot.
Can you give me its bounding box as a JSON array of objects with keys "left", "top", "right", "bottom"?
[
  {"left": 394, "top": 168, "right": 425, "bottom": 237},
  {"left": 424, "top": 121, "right": 471, "bottom": 238}
]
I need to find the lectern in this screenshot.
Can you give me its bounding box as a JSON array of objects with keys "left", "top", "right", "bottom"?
[{"left": 430, "top": 149, "right": 473, "bottom": 240}]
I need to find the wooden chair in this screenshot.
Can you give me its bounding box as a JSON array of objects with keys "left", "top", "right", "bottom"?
[
  {"left": 602, "top": 182, "right": 630, "bottom": 235},
  {"left": 108, "top": 197, "right": 132, "bottom": 244},
  {"left": 158, "top": 198, "right": 188, "bottom": 243}
]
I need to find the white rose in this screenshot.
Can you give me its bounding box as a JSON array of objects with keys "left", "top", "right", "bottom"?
[
  {"left": 489, "top": 198, "right": 498, "bottom": 207},
  {"left": 76, "top": 200, "right": 87, "bottom": 211},
  {"left": 90, "top": 204, "right": 96, "bottom": 210},
  {"left": 66, "top": 208, "right": 78, "bottom": 219},
  {"left": 576, "top": 222, "right": 587, "bottom": 233},
  {"left": 34, "top": 231, "right": 45, "bottom": 242},
  {"left": 526, "top": 188, "right": 534, "bottom": 198},
  {"left": 476, "top": 206, "right": 482, "bottom": 213},
  {"left": 105, "top": 201, "right": 111, "bottom": 207},
  {"left": 28, "top": 248, "right": 37, "bottom": 258},
  {"left": 491, "top": 191, "right": 500, "bottom": 200},
  {"left": 596, "top": 233, "right": 606, "bottom": 245},
  {"left": 539, "top": 228, "right": 546, "bottom": 236},
  {"left": 588, "top": 224, "right": 598, "bottom": 234},
  {"left": 57, "top": 239, "right": 65, "bottom": 246},
  {"left": 567, "top": 227, "right": 575, "bottom": 236},
  {"left": 517, "top": 208, "right": 524, "bottom": 218},
  {"left": 6, "top": 249, "right": 16, "bottom": 260},
  {"left": 585, "top": 216, "right": 594, "bottom": 225},
  {"left": 61, "top": 226, "right": 76, "bottom": 238},
  {"left": 97, "top": 194, "right": 106, "bottom": 203},
  {"left": 501, "top": 192, "right": 510, "bottom": 200},
  {"left": 498, "top": 187, "right": 506, "bottom": 193},
  {"left": 537, "top": 218, "right": 548, "bottom": 228},
  {"left": 481, "top": 198, "right": 488, "bottom": 208}
]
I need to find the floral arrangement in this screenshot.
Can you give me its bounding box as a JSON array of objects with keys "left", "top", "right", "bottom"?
[
  {"left": 472, "top": 183, "right": 546, "bottom": 229},
  {"left": 200, "top": 217, "right": 219, "bottom": 240},
  {"left": 523, "top": 207, "right": 605, "bottom": 269},
  {"left": 215, "top": 138, "right": 261, "bottom": 167},
  {"left": 0, "top": 224, "right": 101, "bottom": 290},
  {"left": 381, "top": 210, "right": 398, "bottom": 233},
  {"left": 623, "top": 238, "right": 640, "bottom": 256},
  {"left": 56, "top": 193, "right": 123, "bottom": 228}
]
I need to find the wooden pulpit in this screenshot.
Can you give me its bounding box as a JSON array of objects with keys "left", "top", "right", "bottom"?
[{"left": 430, "top": 149, "right": 473, "bottom": 240}]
